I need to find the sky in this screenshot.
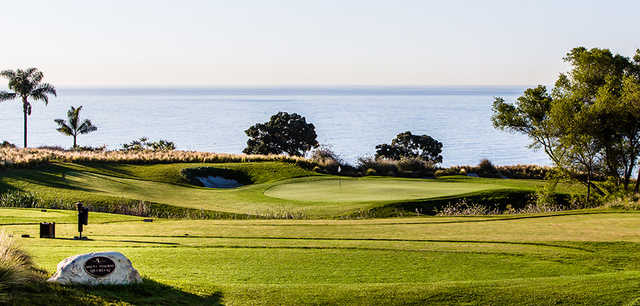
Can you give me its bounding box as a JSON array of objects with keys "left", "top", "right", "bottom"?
[{"left": 1, "top": 0, "right": 639, "bottom": 87}]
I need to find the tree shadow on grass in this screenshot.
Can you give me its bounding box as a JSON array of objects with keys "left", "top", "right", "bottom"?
[
  {"left": 12, "top": 278, "right": 223, "bottom": 305},
  {"left": 2, "top": 166, "right": 99, "bottom": 193}
]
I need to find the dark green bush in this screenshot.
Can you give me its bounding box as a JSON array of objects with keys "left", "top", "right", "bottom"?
[
  {"left": 477, "top": 159, "right": 501, "bottom": 178},
  {"left": 356, "top": 157, "right": 398, "bottom": 177},
  {"left": 396, "top": 158, "right": 435, "bottom": 177},
  {"left": 0, "top": 141, "right": 16, "bottom": 148},
  {"left": 122, "top": 137, "right": 176, "bottom": 152},
  {"left": 73, "top": 145, "right": 107, "bottom": 152}
]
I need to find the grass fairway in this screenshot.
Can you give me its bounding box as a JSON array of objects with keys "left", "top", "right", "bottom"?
[
  {"left": 0, "top": 162, "right": 579, "bottom": 217},
  {"left": 4, "top": 208, "right": 640, "bottom": 305}
]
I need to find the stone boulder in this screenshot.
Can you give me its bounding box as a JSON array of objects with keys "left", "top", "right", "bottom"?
[{"left": 48, "top": 251, "right": 142, "bottom": 285}]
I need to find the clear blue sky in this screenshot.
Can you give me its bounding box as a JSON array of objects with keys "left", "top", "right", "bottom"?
[{"left": 1, "top": 0, "right": 638, "bottom": 86}]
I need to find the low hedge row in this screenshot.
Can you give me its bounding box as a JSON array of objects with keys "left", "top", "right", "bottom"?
[
  {"left": 343, "top": 189, "right": 573, "bottom": 218},
  {"left": 0, "top": 190, "right": 253, "bottom": 220}
]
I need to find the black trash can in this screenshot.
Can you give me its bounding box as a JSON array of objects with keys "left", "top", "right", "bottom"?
[{"left": 39, "top": 222, "right": 55, "bottom": 238}]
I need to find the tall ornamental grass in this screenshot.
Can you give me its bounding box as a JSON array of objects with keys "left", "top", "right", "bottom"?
[
  {"left": 0, "top": 147, "right": 316, "bottom": 169},
  {"left": 0, "top": 231, "right": 40, "bottom": 301}
]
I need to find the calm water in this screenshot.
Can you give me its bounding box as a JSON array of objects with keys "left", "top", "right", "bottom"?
[{"left": 0, "top": 87, "right": 549, "bottom": 166}]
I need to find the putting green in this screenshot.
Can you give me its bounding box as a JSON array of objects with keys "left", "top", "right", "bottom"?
[{"left": 264, "top": 178, "right": 503, "bottom": 202}]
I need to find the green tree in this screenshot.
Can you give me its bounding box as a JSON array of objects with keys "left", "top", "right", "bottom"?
[
  {"left": 243, "top": 112, "right": 318, "bottom": 156},
  {"left": 618, "top": 76, "right": 640, "bottom": 193},
  {"left": 492, "top": 86, "right": 561, "bottom": 163},
  {"left": 0, "top": 68, "right": 57, "bottom": 148},
  {"left": 54, "top": 106, "right": 98, "bottom": 148},
  {"left": 492, "top": 47, "right": 640, "bottom": 198},
  {"left": 555, "top": 47, "right": 640, "bottom": 190},
  {"left": 375, "top": 131, "right": 443, "bottom": 163}
]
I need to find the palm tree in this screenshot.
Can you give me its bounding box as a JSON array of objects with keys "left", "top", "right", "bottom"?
[
  {"left": 54, "top": 106, "right": 98, "bottom": 148},
  {"left": 0, "top": 68, "right": 57, "bottom": 148}
]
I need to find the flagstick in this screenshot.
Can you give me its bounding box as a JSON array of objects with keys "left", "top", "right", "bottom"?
[{"left": 338, "top": 166, "right": 342, "bottom": 192}]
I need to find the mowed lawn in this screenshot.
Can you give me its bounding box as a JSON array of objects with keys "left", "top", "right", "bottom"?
[
  {"left": 264, "top": 177, "right": 502, "bottom": 202},
  {"left": 5, "top": 208, "right": 640, "bottom": 305},
  {"left": 0, "top": 162, "right": 578, "bottom": 218}
]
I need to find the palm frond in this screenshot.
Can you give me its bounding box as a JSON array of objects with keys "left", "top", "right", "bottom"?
[
  {"left": 25, "top": 68, "right": 43, "bottom": 84},
  {"left": 0, "top": 70, "right": 16, "bottom": 80},
  {"left": 55, "top": 105, "right": 97, "bottom": 139},
  {"left": 30, "top": 83, "right": 56, "bottom": 105},
  {"left": 0, "top": 91, "right": 16, "bottom": 102},
  {"left": 54, "top": 119, "right": 74, "bottom": 136},
  {"left": 78, "top": 119, "right": 98, "bottom": 134}
]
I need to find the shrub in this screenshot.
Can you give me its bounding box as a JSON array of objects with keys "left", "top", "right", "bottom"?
[
  {"left": 375, "top": 131, "right": 443, "bottom": 164},
  {"left": 122, "top": 137, "right": 176, "bottom": 152},
  {"left": 396, "top": 158, "right": 435, "bottom": 177},
  {"left": 605, "top": 195, "right": 640, "bottom": 210},
  {"left": 365, "top": 168, "right": 377, "bottom": 176},
  {"left": 435, "top": 199, "right": 500, "bottom": 216},
  {"left": 496, "top": 164, "right": 551, "bottom": 179},
  {"left": 0, "top": 141, "right": 15, "bottom": 149},
  {"left": 477, "top": 159, "right": 501, "bottom": 177},
  {"left": 534, "top": 179, "right": 560, "bottom": 209},
  {"left": 436, "top": 198, "right": 566, "bottom": 216},
  {"left": 73, "top": 145, "right": 107, "bottom": 152},
  {"left": 310, "top": 145, "right": 346, "bottom": 174},
  {"left": 434, "top": 169, "right": 447, "bottom": 177},
  {"left": 311, "top": 145, "right": 341, "bottom": 163},
  {"left": 356, "top": 157, "right": 398, "bottom": 176},
  {"left": 430, "top": 164, "right": 554, "bottom": 180}
]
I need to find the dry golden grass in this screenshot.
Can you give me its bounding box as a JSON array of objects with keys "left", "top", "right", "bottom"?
[
  {"left": 0, "top": 147, "right": 316, "bottom": 168},
  {"left": 0, "top": 231, "right": 40, "bottom": 299}
]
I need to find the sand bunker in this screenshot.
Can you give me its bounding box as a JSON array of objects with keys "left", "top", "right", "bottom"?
[{"left": 196, "top": 176, "right": 243, "bottom": 188}]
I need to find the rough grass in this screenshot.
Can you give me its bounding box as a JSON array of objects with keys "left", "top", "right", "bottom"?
[
  {"left": 0, "top": 162, "right": 581, "bottom": 219},
  {"left": 3, "top": 208, "right": 640, "bottom": 304},
  {"left": 0, "top": 230, "right": 43, "bottom": 303}
]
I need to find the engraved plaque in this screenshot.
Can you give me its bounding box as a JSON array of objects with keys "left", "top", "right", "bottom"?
[{"left": 84, "top": 256, "right": 116, "bottom": 277}]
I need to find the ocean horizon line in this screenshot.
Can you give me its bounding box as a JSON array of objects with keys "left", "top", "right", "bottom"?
[{"left": 48, "top": 85, "right": 533, "bottom": 97}]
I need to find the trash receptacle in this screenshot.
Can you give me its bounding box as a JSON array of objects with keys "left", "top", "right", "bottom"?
[{"left": 39, "top": 222, "right": 55, "bottom": 238}]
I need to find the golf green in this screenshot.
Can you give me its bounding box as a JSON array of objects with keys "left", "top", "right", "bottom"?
[{"left": 264, "top": 177, "right": 504, "bottom": 202}]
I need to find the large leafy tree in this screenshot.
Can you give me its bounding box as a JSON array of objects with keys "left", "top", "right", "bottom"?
[
  {"left": 54, "top": 106, "right": 98, "bottom": 148},
  {"left": 0, "top": 68, "right": 57, "bottom": 148},
  {"left": 375, "top": 131, "right": 443, "bottom": 163},
  {"left": 492, "top": 47, "right": 640, "bottom": 198},
  {"left": 243, "top": 112, "right": 319, "bottom": 156},
  {"left": 492, "top": 86, "right": 560, "bottom": 163}
]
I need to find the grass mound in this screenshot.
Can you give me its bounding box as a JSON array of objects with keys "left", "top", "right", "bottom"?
[{"left": 0, "top": 161, "right": 581, "bottom": 219}]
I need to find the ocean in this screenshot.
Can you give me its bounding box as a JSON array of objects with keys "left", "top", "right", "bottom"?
[{"left": 0, "top": 86, "right": 549, "bottom": 166}]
